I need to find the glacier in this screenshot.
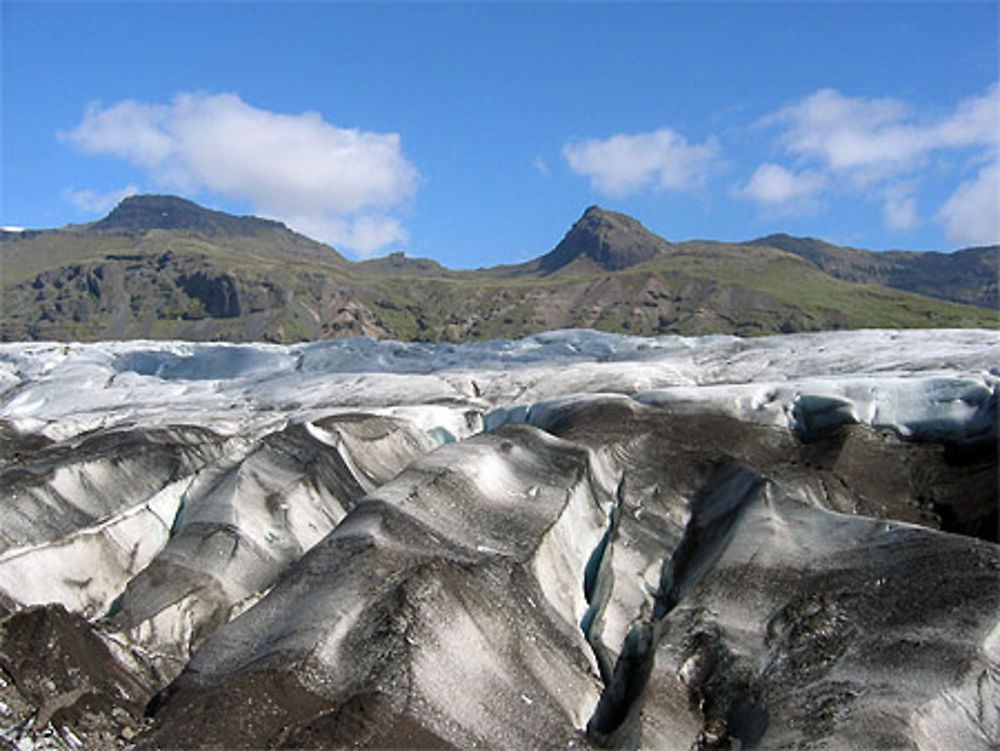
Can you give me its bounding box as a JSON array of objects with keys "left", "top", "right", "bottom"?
[{"left": 0, "top": 328, "right": 996, "bottom": 750}]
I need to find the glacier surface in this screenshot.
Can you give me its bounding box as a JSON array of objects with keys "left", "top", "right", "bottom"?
[{"left": 0, "top": 328, "right": 996, "bottom": 750}]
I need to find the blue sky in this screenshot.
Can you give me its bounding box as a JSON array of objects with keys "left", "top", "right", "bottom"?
[{"left": 3, "top": 2, "right": 998, "bottom": 267}]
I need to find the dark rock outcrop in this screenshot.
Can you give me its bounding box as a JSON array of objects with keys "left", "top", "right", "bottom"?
[
  {"left": 175, "top": 271, "right": 242, "bottom": 318},
  {"left": 0, "top": 605, "right": 153, "bottom": 749},
  {"left": 537, "top": 206, "right": 672, "bottom": 273},
  {"left": 89, "top": 195, "right": 287, "bottom": 237}
]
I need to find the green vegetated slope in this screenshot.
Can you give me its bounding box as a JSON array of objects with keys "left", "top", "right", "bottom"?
[
  {"left": 1, "top": 195, "right": 996, "bottom": 343},
  {"left": 746, "top": 233, "right": 998, "bottom": 310}
]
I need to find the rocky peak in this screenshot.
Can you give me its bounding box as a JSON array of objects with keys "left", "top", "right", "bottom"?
[
  {"left": 538, "top": 205, "right": 672, "bottom": 273},
  {"left": 89, "top": 195, "right": 287, "bottom": 237}
]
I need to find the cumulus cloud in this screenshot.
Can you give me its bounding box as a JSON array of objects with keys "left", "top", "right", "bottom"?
[
  {"left": 60, "top": 92, "right": 419, "bottom": 256},
  {"left": 743, "top": 83, "right": 999, "bottom": 240},
  {"left": 562, "top": 128, "right": 719, "bottom": 198},
  {"left": 287, "top": 213, "right": 409, "bottom": 258},
  {"left": 769, "top": 85, "right": 998, "bottom": 176},
  {"left": 737, "top": 164, "right": 826, "bottom": 213},
  {"left": 769, "top": 88, "right": 915, "bottom": 174},
  {"left": 533, "top": 155, "right": 550, "bottom": 178},
  {"left": 937, "top": 160, "right": 1000, "bottom": 247},
  {"left": 66, "top": 184, "right": 140, "bottom": 215},
  {"left": 882, "top": 185, "right": 920, "bottom": 232}
]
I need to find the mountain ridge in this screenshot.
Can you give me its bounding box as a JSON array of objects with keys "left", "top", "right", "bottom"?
[
  {"left": 534, "top": 205, "right": 673, "bottom": 273},
  {"left": 746, "top": 232, "right": 998, "bottom": 310},
  {"left": 89, "top": 194, "right": 288, "bottom": 237},
  {"left": 1, "top": 195, "right": 996, "bottom": 343}
]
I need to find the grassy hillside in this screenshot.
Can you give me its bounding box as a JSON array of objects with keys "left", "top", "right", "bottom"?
[
  {"left": 2, "top": 197, "right": 996, "bottom": 343},
  {"left": 748, "top": 233, "right": 998, "bottom": 310}
]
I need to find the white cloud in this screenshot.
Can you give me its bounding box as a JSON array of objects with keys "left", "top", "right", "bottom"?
[
  {"left": 533, "top": 154, "right": 550, "bottom": 177},
  {"left": 937, "top": 160, "right": 1000, "bottom": 247},
  {"left": 769, "top": 88, "right": 914, "bottom": 174},
  {"left": 745, "top": 83, "right": 999, "bottom": 237},
  {"left": 929, "top": 84, "right": 1000, "bottom": 151},
  {"left": 66, "top": 184, "right": 140, "bottom": 215},
  {"left": 562, "top": 128, "right": 719, "bottom": 198},
  {"left": 882, "top": 187, "right": 920, "bottom": 232},
  {"left": 65, "top": 101, "right": 175, "bottom": 168},
  {"left": 285, "top": 213, "right": 408, "bottom": 259},
  {"left": 60, "top": 92, "right": 419, "bottom": 256},
  {"left": 737, "top": 164, "right": 826, "bottom": 212},
  {"left": 769, "top": 85, "right": 999, "bottom": 175}
]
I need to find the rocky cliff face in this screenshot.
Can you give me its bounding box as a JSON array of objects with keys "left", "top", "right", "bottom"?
[
  {"left": 537, "top": 205, "right": 673, "bottom": 273},
  {"left": 0, "top": 330, "right": 996, "bottom": 750},
  {"left": 89, "top": 195, "right": 288, "bottom": 237}
]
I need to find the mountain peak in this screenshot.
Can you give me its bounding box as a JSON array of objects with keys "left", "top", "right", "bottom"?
[
  {"left": 537, "top": 206, "right": 671, "bottom": 273},
  {"left": 89, "top": 195, "right": 287, "bottom": 237}
]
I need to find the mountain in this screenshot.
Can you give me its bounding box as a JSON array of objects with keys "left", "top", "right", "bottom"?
[
  {"left": 88, "top": 194, "right": 289, "bottom": 237},
  {"left": 534, "top": 205, "right": 673, "bottom": 273},
  {"left": 0, "top": 330, "right": 996, "bottom": 749},
  {"left": 747, "top": 232, "right": 999, "bottom": 310},
  {"left": 1, "top": 195, "right": 996, "bottom": 343}
]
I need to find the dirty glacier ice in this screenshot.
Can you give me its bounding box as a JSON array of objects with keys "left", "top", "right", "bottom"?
[{"left": 0, "top": 328, "right": 996, "bottom": 749}]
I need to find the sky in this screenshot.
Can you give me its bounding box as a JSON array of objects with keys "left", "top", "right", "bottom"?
[{"left": 2, "top": 2, "right": 998, "bottom": 268}]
